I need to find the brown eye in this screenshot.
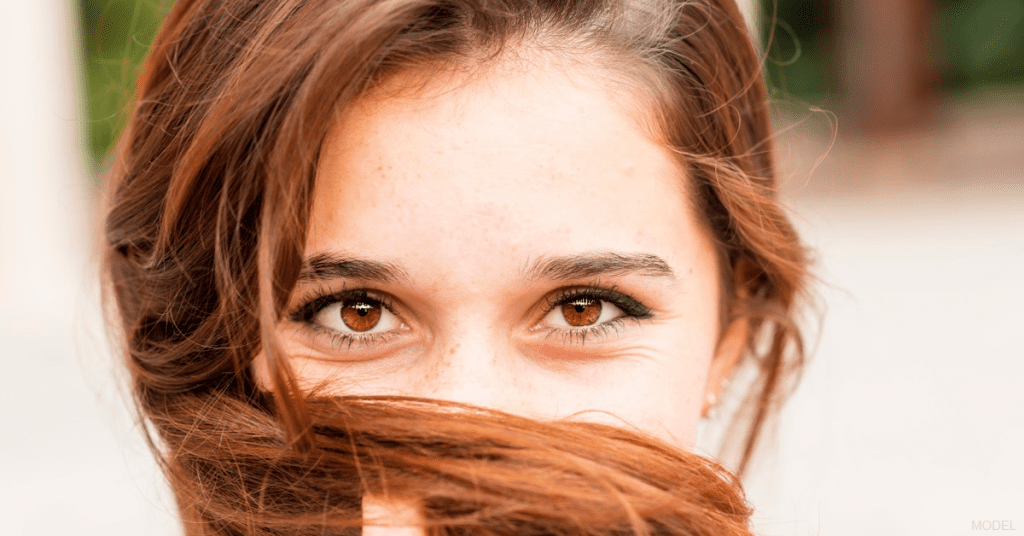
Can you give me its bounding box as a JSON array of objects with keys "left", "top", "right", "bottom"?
[
  {"left": 561, "top": 298, "right": 602, "bottom": 326},
  {"left": 340, "top": 300, "right": 381, "bottom": 332}
]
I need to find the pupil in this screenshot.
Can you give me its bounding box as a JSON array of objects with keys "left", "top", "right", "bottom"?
[
  {"left": 340, "top": 299, "right": 381, "bottom": 332},
  {"left": 561, "top": 298, "right": 601, "bottom": 327}
]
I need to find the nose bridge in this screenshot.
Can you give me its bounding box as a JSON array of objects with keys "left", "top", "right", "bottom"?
[{"left": 417, "top": 323, "right": 523, "bottom": 413}]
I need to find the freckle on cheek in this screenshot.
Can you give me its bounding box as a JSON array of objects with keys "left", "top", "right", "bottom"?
[{"left": 422, "top": 345, "right": 456, "bottom": 383}]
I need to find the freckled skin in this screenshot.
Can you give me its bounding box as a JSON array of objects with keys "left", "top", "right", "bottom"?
[{"left": 255, "top": 59, "right": 744, "bottom": 449}]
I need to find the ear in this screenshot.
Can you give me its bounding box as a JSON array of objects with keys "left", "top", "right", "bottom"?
[{"left": 701, "top": 317, "right": 749, "bottom": 417}]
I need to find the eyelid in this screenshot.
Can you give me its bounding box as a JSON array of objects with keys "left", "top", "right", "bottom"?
[
  {"left": 286, "top": 286, "right": 409, "bottom": 353},
  {"left": 285, "top": 283, "right": 652, "bottom": 353},
  {"left": 288, "top": 286, "right": 398, "bottom": 323},
  {"left": 540, "top": 284, "right": 653, "bottom": 320},
  {"left": 534, "top": 317, "right": 635, "bottom": 347},
  {"left": 305, "top": 324, "right": 403, "bottom": 352},
  {"left": 528, "top": 284, "right": 654, "bottom": 348}
]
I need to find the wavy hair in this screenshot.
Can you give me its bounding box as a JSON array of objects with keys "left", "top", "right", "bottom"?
[{"left": 103, "top": 0, "right": 810, "bottom": 534}]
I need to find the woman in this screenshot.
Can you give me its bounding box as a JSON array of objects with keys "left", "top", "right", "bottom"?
[{"left": 103, "top": 0, "right": 809, "bottom": 534}]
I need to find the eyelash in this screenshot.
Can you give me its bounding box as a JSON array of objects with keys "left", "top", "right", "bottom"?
[
  {"left": 288, "top": 288, "right": 402, "bottom": 350},
  {"left": 536, "top": 284, "right": 653, "bottom": 346},
  {"left": 287, "top": 284, "right": 652, "bottom": 351}
]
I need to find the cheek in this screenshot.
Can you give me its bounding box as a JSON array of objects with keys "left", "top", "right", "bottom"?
[
  {"left": 656, "top": 349, "right": 715, "bottom": 447},
  {"left": 618, "top": 278, "right": 722, "bottom": 447},
  {"left": 543, "top": 309, "right": 718, "bottom": 450},
  {"left": 562, "top": 373, "right": 707, "bottom": 449},
  {"left": 619, "top": 336, "right": 715, "bottom": 448}
]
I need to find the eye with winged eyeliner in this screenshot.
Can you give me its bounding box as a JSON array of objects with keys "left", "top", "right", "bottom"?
[
  {"left": 532, "top": 284, "right": 654, "bottom": 347},
  {"left": 540, "top": 285, "right": 652, "bottom": 322},
  {"left": 287, "top": 287, "right": 407, "bottom": 351},
  {"left": 285, "top": 251, "right": 671, "bottom": 352},
  {"left": 284, "top": 252, "right": 675, "bottom": 356},
  {"left": 287, "top": 282, "right": 654, "bottom": 353}
]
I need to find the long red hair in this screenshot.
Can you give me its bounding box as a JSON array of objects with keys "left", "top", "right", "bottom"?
[{"left": 103, "top": 0, "right": 810, "bottom": 534}]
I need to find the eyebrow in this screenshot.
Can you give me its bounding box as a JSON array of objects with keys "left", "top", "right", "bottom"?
[
  {"left": 523, "top": 252, "right": 675, "bottom": 281},
  {"left": 298, "top": 252, "right": 410, "bottom": 284},
  {"left": 297, "top": 251, "right": 675, "bottom": 284}
]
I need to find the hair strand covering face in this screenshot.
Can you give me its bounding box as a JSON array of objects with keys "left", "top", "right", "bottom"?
[{"left": 103, "top": 0, "right": 810, "bottom": 534}]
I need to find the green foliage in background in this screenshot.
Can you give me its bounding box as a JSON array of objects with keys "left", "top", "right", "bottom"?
[
  {"left": 78, "top": 0, "right": 1024, "bottom": 163},
  {"left": 942, "top": 0, "right": 1024, "bottom": 89},
  {"left": 759, "top": 0, "right": 829, "bottom": 103},
  {"left": 760, "top": 0, "right": 1024, "bottom": 103},
  {"left": 80, "top": 0, "right": 170, "bottom": 166}
]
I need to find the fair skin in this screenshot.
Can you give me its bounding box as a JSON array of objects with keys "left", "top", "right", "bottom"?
[{"left": 255, "top": 55, "right": 746, "bottom": 532}]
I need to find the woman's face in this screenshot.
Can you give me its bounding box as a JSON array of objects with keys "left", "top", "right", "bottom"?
[{"left": 258, "top": 59, "right": 744, "bottom": 448}]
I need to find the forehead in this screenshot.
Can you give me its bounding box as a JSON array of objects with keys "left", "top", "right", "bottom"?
[{"left": 310, "top": 60, "right": 706, "bottom": 280}]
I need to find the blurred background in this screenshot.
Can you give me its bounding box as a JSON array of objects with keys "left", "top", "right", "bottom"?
[{"left": 1, "top": 0, "right": 1021, "bottom": 534}]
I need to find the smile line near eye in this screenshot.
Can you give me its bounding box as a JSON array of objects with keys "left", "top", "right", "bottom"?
[{"left": 284, "top": 283, "right": 654, "bottom": 353}]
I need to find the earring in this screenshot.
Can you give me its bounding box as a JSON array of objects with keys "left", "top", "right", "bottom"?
[{"left": 703, "top": 391, "right": 718, "bottom": 419}]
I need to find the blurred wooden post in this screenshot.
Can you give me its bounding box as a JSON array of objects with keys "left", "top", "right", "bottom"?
[
  {"left": 735, "top": 0, "right": 760, "bottom": 48},
  {"left": 837, "top": 0, "right": 940, "bottom": 132},
  {"left": 0, "top": 0, "right": 90, "bottom": 333}
]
